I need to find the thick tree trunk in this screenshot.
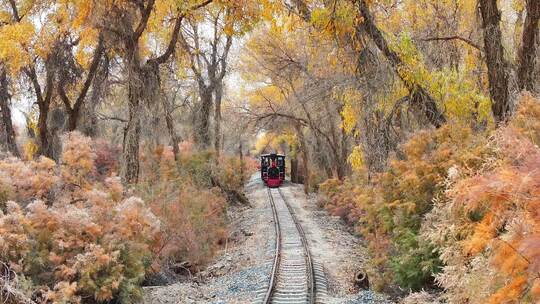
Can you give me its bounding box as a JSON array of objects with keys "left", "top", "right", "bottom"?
[
  {"left": 214, "top": 82, "right": 223, "bottom": 156},
  {"left": 37, "top": 103, "right": 52, "bottom": 158},
  {"left": 26, "top": 66, "right": 53, "bottom": 159},
  {"left": 312, "top": 132, "right": 333, "bottom": 178},
  {"left": 194, "top": 88, "right": 212, "bottom": 149},
  {"left": 355, "top": 0, "right": 446, "bottom": 128},
  {"left": 517, "top": 0, "right": 540, "bottom": 92},
  {"left": 295, "top": 123, "right": 309, "bottom": 194},
  {"left": 290, "top": 156, "right": 299, "bottom": 183},
  {"left": 0, "top": 69, "right": 19, "bottom": 157},
  {"left": 83, "top": 55, "right": 109, "bottom": 137},
  {"left": 479, "top": 0, "right": 511, "bottom": 124},
  {"left": 59, "top": 38, "right": 104, "bottom": 132},
  {"left": 121, "top": 93, "right": 141, "bottom": 184},
  {"left": 121, "top": 51, "right": 143, "bottom": 184},
  {"left": 65, "top": 109, "right": 79, "bottom": 132}
]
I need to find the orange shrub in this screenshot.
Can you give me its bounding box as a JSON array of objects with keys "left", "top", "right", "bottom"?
[
  {"left": 320, "top": 122, "right": 491, "bottom": 291},
  {"left": 0, "top": 132, "right": 160, "bottom": 303},
  {"left": 434, "top": 128, "right": 540, "bottom": 302},
  {"left": 414, "top": 95, "right": 540, "bottom": 303},
  {"left": 146, "top": 184, "right": 227, "bottom": 269},
  {"left": 137, "top": 145, "right": 245, "bottom": 270}
]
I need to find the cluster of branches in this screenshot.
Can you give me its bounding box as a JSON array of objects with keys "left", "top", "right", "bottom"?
[
  {"left": 0, "top": 0, "right": 241, "bottom": 185},
  {"left": 239, "top": 0, "right": 539, "bottom": 188}
]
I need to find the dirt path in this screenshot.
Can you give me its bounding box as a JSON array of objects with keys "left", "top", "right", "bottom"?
[{"left": 143, "top": 177, "right": 392, "bottom": 303}]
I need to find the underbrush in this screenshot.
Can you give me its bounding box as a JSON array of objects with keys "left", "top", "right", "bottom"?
[
  {"left": 320, "top": 94, "right": 540, "bottom": 302},
  {"left": 137, "top": 142, "right": 255, "bottom": 275},
  {"left": 0, "top": 133, "right": 159, "bottom": 303},
  {"left": 0, "top": 134, "right": 254, "bottom": 303}
]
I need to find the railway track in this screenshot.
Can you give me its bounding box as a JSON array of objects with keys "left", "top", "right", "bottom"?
[{"left": 256, "top": 187, "right": 328, "bottom": 304}]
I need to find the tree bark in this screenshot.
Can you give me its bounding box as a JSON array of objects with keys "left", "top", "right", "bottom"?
[
  {"left": 121, "top": 43, "right": 143, "bottom": 184},
  {"left": 479, "top": 0, "right": 511, "bottom": 124},
  {"left": 239, "top": 140, "right": 244, "bottom": 184},
  {"left": 290, "top": 156, "right": 299, "bottom": 183},
  {"left": 59, "top": 37, "right": 104, "bottom": 132},
  {"left": 294, "top": 123, "right": 309, "bottom": 194},
  {"left": 118, "top": 0, "right": 214, "bottom": 184},
  {"left": 354, "top": 0, "right": 446, "bottom": 128},
  {"left": 194, "top": 88, "right": 213, "bottom": 149},
  {"left": 83, "top": 55, "right": 109, "bottom": 137},
  {"left": 214, "top": 82, "right": 223, "bottom": 156},
  {"left": 517, "top": 0, "right": 540, "bottom": 92},
  {"left": 26, "top": 66, "right": 54, "bottom": 158},
  {"left": 0, "top": 68, "right": 19, "bottom": 157},
  {"left": 162, "top": 89, "right": 182, "bottom": 173},
  {"left": 37, "top": 103, "right": 51, "bottom": 157},
  {"left": 337, "top": 126, "right": 348, "bottom": 180}
]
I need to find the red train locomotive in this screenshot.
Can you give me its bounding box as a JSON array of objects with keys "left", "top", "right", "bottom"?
[{"left": 260, "top": 153, "right": 285, "bottom": 187}]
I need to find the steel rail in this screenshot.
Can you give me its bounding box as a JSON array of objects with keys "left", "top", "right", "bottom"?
[
  {"left": 262, "top": 187, "right": 315, "bottom": 304},
  {"left": 278, "top": 188, "right": 315, "bottom": 304},
  {"left": 262, "top": 187, "right": 281, "bottom": 303}
]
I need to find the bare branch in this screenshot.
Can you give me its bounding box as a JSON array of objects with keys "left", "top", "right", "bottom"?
[
  {"left": 149, "top": 0, "right": 214, "bottom": 65},
  {"left": 133, "top": 0, "right": 156, "bottom": 40},
  {"left": 419, "top": 35, "right": 483, "bottom": 52}
]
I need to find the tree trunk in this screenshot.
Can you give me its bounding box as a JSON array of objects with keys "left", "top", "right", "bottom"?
[
  {"left": 239, "top": 140, "right": 244, "bottom": 184},
  {"left": 214, "top": 82, "right": 223, "bottom": 157},
  {"left": 26, "top": 66, "right": 53, "bottom": 159},
  {"left": 354, "top": 0, "right": 446, "bottom": 128},
  {"left": 336, "top": 127, "right": 348, "bottom": 180},
  {"left": 37, "top": 102, "right": 52, "bottom": 158},
  {"left": 0, "top": 69, "right": 19, "bottom": 157},
  {"left": 295, "top": 123, "right": 309, "bottom": 194},
  {"left": 479, "top": 0, "right": 511, "bottom": 124},
  {"left": 290, "top": 157, "right": 299, "bottom": 183},
  {"left": 83, "top": 55, "right": 109, "bottom": 137},
  {"left": 312, "top": 132, "right": 333, "bottom": 178},
  {"left": 59, "top": 38, "right": 104, "bottom": 133},
  {"left": 162, "top": 91, "right": 182, "bottom": 174},
  {"left": 121, "top": 50, "right": 143, "bottom": 184},
  {"left": 66, "top": 109, "right": 79, "bottom": 132},
  {"left": 194, "top": 87, "right": 212, "bottom": 149},
  {"left": 517, "top": 0, "right": 540, "bottom": 92}
]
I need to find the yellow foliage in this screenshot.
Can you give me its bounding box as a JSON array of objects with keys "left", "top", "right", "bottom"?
[
  {"left": 75, "top": 27, "right": 99, "bottom": 68},
  {"left": 348, "top": 146, "right": 364, "bottom": 172},
  {"left": 71, "top": 0, "right": 93, "bottom": 29},
  {"left": 0, "top": 21, "right": 35, "bottom": 74},
  {"left": 23, "top": 140, "right": 38, "bottom": 161},
  {"left": 338, "top": 88, "right": 361, "bottom": 135},
  {"left": 254, "top": 131, "right": 295, "bottom": 154}
]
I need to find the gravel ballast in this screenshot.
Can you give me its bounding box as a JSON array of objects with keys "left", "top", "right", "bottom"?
[{"left": 143, "top": 176, "right": 393, "bottom": 303}]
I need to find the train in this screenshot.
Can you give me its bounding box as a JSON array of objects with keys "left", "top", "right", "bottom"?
[{"left": 260, "top": 153, "right": 285, "bottom": 187}]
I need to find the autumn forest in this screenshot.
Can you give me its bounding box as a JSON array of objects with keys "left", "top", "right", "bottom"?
[{"left": 0, "top": 0, "right": 540, "bottom": 303}]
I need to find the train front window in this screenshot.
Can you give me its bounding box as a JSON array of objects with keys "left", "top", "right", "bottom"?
[{"left": 268, "top": 166, "right": 279, "bottom": 178}]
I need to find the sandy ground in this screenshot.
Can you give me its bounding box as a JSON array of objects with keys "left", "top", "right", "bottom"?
[
  {"left": 279, "top": 184, "right": 391, "bottom": 303},
  {"left": 280, "top": 185, "right": 368, "bottom": 296},
  {"left": 143, "top": 177, "right": 392, "bottom": 303}
]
